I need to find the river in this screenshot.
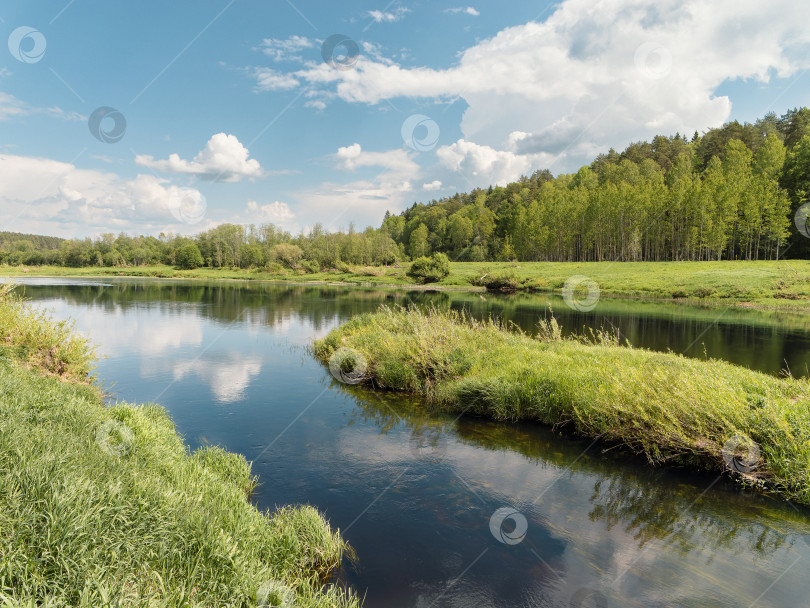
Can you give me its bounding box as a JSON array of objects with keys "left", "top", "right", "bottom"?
[{"left": 11, "top": 277, "right": 810, "bottom": 608}]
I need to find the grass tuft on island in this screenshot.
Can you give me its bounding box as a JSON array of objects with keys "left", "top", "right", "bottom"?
[
  {"left": 0, "top": 286, "right": 358, "bottom": 608},
  {"left": 314, "top": 306, "right": 810, "bottom": 505}
]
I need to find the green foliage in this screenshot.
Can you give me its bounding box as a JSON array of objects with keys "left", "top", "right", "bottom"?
[
  {"left": 315, "top": 307, "right": 810, "bottom": 504},
  {"left": 471, "top": 268, "right": 523, "bottom": 292},
  {"left": 0, "top": 284, "right": 95, "bottom": 381},
  {"left": 408, "top": 223, "right": 430, "bottom": 258},
  {"left": 174, "top": 243, "right": 204, "bottom": 269},
  {"left": 407, "top": 253, "right": 450, "bottom": 283},
  {"left": 240, "top": 243, "right": 265, "bottom": 268},
  {"left": 782, "top": 135, "right": 810, "bottom": 203},
  {"left": 274, "top": 243, "right": 304, "bottom": 269},
  {"left": 0, "top": 232, "right": 64, "bottom": 267},
  {"left": 301, "top": 259, "right": 321, "bottom": 274}
]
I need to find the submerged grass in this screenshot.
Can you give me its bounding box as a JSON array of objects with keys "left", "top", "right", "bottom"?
[
  {"left": 0, "top": 285, "right": 358, "bottom": 608},
  {"left": 314, "top": 306, "right": 810, "bottom": 505}
]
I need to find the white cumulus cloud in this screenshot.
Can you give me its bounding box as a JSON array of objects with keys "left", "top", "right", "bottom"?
[
  {"left": 437, "top": 139, "right": 544, "bottom": 187},
  {"left": 281, "top": 0, "right": 810, "bottom": 171},
  {"left": 334, "top": 142, "right": 419, "bottom": 174},
  {"left": 135, "top": 133, "right": 263, "bottom": 182},
  {"left": 246, "top": 200, "right": 296, "bottom": 224},
  {"left": 0, "top": 153, "right": 206, "bottom": 237}
]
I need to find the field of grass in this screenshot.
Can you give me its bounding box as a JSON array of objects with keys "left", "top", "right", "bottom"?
[
  {"left": 0, "top": 287, "right": 358, "bottom": 608},
  {"left": 314, "top": 307, "right": 810, "bottom": 505},
  {"left": 4, "top": 260, "right": 810, "bottom": 309},
  {"left": 0, "top": 264, "right": 417, "bottom": 287},
  {"left": 449, "top": 260, "right": 810, "bottom": 305}
]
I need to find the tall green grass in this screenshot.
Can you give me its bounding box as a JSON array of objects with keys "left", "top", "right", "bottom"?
[
  {"left": 0, "top": 284, "right": 358, "bottom": 607},
  {"left": 314, "top": 306, "right": 810, "bottom": 504},
  {"left": 0, "top": 283, "right": 95, "bottom": 381}
]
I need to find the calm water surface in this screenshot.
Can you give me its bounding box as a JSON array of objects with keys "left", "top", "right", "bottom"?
[{"left": 11, "top": 277, "right": 810, "bottom": 608}]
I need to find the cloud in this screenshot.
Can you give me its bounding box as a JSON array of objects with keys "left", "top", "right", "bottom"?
[
  {"left": 293, "top": 177, "right": 414, "bottom": 230},
  {"left": 0, "top": 91, "right": 84, "bottom": 122},
  {"left": 334, "top": 142, "right": 419, "bottom": 173},
  {"left": 288, "top": 143, "right": 421, "bottom": 229},
  {"left": 361, "top": 41, "right": 396, "bottom": 65},
  {"left": 258, "top": 35, "right": 313, "bottom": 62},
  {"left": 437, "top": 139, "right": 544, "bottom": 186},
  {"left": 422, "top": 180, "right": 443, "bottom": 191},
  {"left": 283, "top": 0, "right": 810, "bottom": 171},
  {"left": 445, "top": 6, "right": 480, "bottom": 16},
  {"left": 135, "top": 133, "right": 263, "bottom": 182},
  {"left": 252, "top": 67, "right": 300, "bottom": 91},
  {"left": 245, "top": 200, "right": 296, "bottom": 224},
  {"left": 0, "top": 153, "right": 206, "bottom": 237},
  {"left": 368, "top": 7, "right": 410, "bottom": 22}
]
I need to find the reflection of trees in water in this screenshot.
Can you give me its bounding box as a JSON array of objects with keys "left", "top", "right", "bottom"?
[
  {"left": 25, "top": 280, "right": 810, "bottom": 375},
  {"left": 25, "top": 282, "right": 452, "bottom": 333},
  {"left": 461, "top": 417, "right": 810, "bottom": 559},
  {"left": 586, "top": 475, "right": 798, "bottom": 558},
  {"left": 337, "top": 381, "right": 810, "bottom": 559}
]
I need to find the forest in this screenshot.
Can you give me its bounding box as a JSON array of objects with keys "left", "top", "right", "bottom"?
[{"left": 3, "top": 108, "right": 810, "bottom": 270}]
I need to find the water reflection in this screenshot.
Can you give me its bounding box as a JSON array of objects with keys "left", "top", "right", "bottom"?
[
  {"left": 9, "top": 277, "right": 810, "bottom": 608},
  {"left": 11, "top": 277, "right": 810, "bottom": 377},
  {"left": 340, "top": 383, "right": 810, "bottom": 607},
  {"left": 165, "top": 353, "right": 262, "bottom": 403}
]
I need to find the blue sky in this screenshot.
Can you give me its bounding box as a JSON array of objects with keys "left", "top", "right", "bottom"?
[{"left": 1, "top": 0, "right": 809, "bottom": 238}]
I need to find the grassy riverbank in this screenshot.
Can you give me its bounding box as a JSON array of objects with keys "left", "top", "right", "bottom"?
[
  {"left": 314, "top": 307, "right": 810, "bottom": 505},
  {"left": 0, "top": 287, "right": 358, "bottom": 607},
  {"left": 4, "top": 260, "right": 810, "bottom": 309}
]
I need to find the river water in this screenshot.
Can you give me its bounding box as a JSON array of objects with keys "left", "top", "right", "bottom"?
[{"left": 11, "top": 277, "right": 810, "bottom": 608}]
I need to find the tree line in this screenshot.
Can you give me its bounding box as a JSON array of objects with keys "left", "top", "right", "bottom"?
[
  {"left": 2, "top": 108, "right": 810, "bottom": 269},
  {"left": 386, "top": 108, "right": 810, "bottom": 262}
]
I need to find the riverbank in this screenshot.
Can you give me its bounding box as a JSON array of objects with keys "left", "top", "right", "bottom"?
[
  {"left": 4, "top": 260, "right": 810, "bottom": 310},
  {"left": 0, "top": 288, "right": 358, "bottom": 607},
  {"left": 314, "top": 307, "right": 810, "bottom": 505}
]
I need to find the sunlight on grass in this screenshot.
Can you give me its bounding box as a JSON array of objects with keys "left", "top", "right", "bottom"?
[
  {"left": 314, "top": 306, "right": 810, "bottom": 505},
  {"left": 0, "top": 285, "right": 358, "bottom": 607}
]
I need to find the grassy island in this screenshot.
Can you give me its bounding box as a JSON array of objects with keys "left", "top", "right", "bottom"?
[
  {"left": 314, "top": 307, "right": 810, "bottom": 505},
  {"left": 0, "top": 286, "right": 358, "bottom": 608}
]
